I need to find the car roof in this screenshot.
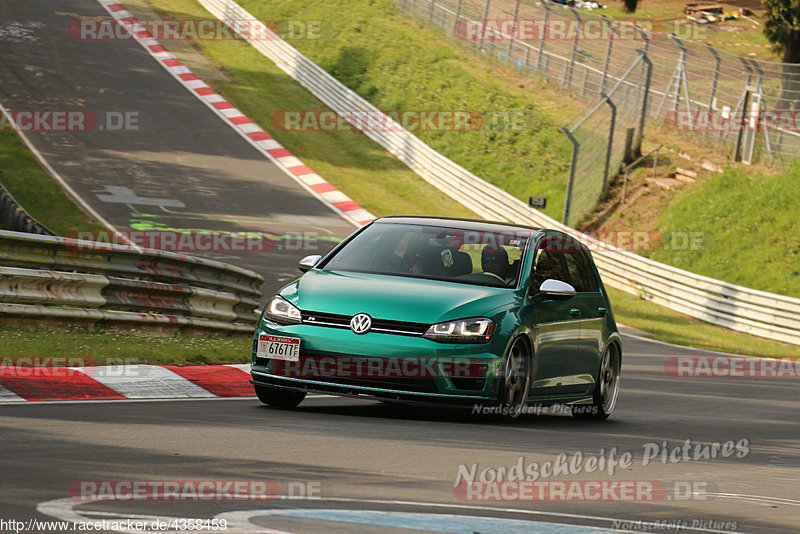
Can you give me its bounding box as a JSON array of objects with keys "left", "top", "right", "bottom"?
[{"left": 374, "top": 215, "right": 544, "bottom": 235}]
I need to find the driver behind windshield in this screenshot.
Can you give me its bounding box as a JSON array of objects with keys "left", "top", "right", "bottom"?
[{"left": 481, "top": 247, "right": 512, "bottom": 283}]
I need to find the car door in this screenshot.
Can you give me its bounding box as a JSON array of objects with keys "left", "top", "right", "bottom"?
[
  {"left": 523, "top": 237, "right": 583, "bottom": 397},
  {"left": 562, "top": 246, "right": 605, "bottom": 396}
]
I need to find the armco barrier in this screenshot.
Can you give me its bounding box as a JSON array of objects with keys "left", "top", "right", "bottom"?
[
  {"left": 199, "top": 0, "right": 800, "bottom": 346},
  {"left": 0, "top": 230, "right": 263, "bottom": 333}
]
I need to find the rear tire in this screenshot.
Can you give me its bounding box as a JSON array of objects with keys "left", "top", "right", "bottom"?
[
  {"left": 497, "top": 337, "right": 531, "bottom": 423},
  {"left": 254, "top": 385, "right": 306, "bottom": 409},
  {"left": 572, "top": 344, "right": 620, "bottom": 420}
]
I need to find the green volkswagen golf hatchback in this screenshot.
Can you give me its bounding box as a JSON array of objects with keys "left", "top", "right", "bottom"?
[{"left": 251, "top": 216, "right": 621, "bottom": 420}]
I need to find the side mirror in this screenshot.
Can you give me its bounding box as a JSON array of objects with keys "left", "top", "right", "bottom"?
[
  {"left": 530, "top": 279, "right": 576, "bottom": 301},
  {"left": 298, "top": 254, "right": 322, "bottom": 273}
]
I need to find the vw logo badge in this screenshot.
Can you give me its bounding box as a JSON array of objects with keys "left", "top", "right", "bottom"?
[{"left": 350, "top": 313, "right": 372, "bottom": 334}]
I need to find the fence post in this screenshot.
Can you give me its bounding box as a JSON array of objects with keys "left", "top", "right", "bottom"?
[
  {"left": 455, "top": 0, "right": 463, "bottom": 24},
  {"left": 734, "top": 57, "right": 755, "bottom": 161},
  {"left": 429, "top": 0, "right": 436, "bottom": 20},
  {"left": 479, "top": 0, "right": 492, "bottom": 53},
  {"left": 748, "top": 58, "right": 767, "bottom": 161},
  {"left": 600, "top": 16, "right": 615, "bottom": 96},
  {"left": 537, "top": 1, "right": 550, "bottom": 71},
  {"left": 634, "top": 24, "right": 650, "bottom": 99},
  {"left": 601, "top": 93, "right": 617, "bottom": 196},
  {"left": 637, "top": 49, "right": 652, "bottom": 147},
  {"left": 639, "top": 23, "right": 650, "bottom": 56},
  {"left": 706, "top": 43, "right": 721, "bottom": 111},
  {"left": 560, "top": 126, "right": 579, "bottom": 226},
  {"left": 506, "top": 0, "right": 521, "bottom": 61},
  {"left": 565, "top": 8, "right": 581, "bottom": 88}
]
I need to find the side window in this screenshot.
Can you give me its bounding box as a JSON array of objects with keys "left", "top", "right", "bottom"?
[
  {"left": 532, "top": 248, "right": 570, "bottom": 289},
  {"left": 565, "top": 250, "right": 600, "bottom": 293},
  {"left": 563, "top": 253, "right": 585, "bottom": 292}
]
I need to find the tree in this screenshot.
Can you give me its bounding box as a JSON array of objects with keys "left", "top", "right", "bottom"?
[
  {"left": 622, "top": 0, "right": 639, "bottom": 13},
  {"left": 761, "top": 0, "right": 800, "bottom": 111},
  {"left": 762, "top": 0, "right": 800, "bottom": 64}
]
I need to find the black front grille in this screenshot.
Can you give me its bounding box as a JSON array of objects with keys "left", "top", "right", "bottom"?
[{"left": 300, "top": 310, "right": 429, "bottom": 337}]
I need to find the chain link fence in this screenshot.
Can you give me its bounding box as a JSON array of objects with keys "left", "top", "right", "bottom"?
[
  {"left": 561, "top": 52, "right": 651, "bottom": 226},
  {"left": 395, "top": 0, "right": 800, "bottom": 225}
]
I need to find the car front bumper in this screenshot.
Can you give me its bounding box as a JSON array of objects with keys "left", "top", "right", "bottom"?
[{"left": 251, "top": 321, "right": 509, "bottom": 402}]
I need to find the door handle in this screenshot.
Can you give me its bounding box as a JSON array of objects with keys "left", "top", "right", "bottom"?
[
  {"left": 569, "top": 308, "right": 581, "bottom": 317},
  {"left": 597, "top": 307, "right": 607, "bottom": 316}
]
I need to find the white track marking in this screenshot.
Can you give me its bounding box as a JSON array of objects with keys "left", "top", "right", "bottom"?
[{"left": 37, "top": 495, "right": 747, "bottom": 534}]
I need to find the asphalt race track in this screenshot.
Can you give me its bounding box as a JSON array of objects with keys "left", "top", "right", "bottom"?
[
  {"left": 1, "top": 1, "right": 799, "bottom": 533},
  {"left": 0, "top": 332, "right": 798, "bottom": 533},
  {"left": 0, "top": 0, "right": 356, "bottom": 296}
]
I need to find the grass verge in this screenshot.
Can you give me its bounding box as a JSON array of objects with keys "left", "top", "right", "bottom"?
[
  {"left": 0, "top": 132, "right": 105, "bottom": 235},
  {"left": 0, "top": 327, "right": 250, "bottom": 365},
  {"left": 645, "top": 162, "right": 800, "bottom": 298}
]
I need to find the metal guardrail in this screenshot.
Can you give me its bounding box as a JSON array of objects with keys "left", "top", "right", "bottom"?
[
  {"left": 199, "top": 0, "right": 800, "bottom": 346},
  {"left": 0, "top": 230, "right": 263, "bottom": 333}
]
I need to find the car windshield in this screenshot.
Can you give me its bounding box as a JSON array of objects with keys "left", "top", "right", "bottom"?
[{"left": 320, "top": 222, "right": 531, "bottom": 288}]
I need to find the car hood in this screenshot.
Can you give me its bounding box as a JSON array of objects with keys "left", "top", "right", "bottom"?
[{"left": 280, "top": 269, "right": 517, "bottom": 324}]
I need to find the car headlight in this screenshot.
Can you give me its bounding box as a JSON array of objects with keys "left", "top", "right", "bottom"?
[
  {"left": 264, "top": 296, "right": 302, "bottom": 325},
  {"left": 423, "top": 318, "right": 495, "bottom": 343}
]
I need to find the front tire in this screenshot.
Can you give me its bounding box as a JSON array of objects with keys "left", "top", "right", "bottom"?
[
  {"left": 497, "top": 337, "right": 531, "bottom": 422},
  {"left": 573, "top": 344, "right": 620, "bottom": 420},
  {"left": 255, "top": 385, "right": 306, "bottom": 409}
]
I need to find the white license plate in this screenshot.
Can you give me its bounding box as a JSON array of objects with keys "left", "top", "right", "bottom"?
[{"left": 257, "top": 334, "right": 300, "bottom": 362}]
